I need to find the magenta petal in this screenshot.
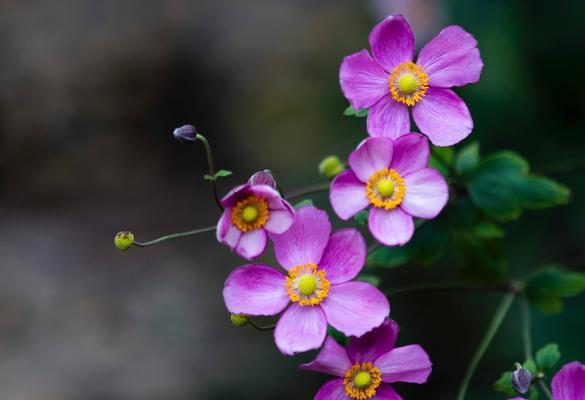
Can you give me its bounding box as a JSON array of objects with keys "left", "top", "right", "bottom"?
[
  {"left": 314, "top": 379, "right": 348, "bottom": 400},
  {"left": 223, "top": 264, "right": 288, "bottom": 316},
  {"left": 220, "top": 184, "right": 250, "bottom": 208},
  {"left": 300, "top": 336, "right": 352, "bottom": 377},
  {"left": 412, "top": 87, "right": 473, "bottom": 146},
  {"left": 264, "top": 208, "right": 295, "bottom": 235},
  {"left": 389, "top": 133, "right": 430, "bottom": 176},
  {"left": 369, "top": 15, "right": 414, "bottom": 72},
  {"left": 274, "top": 303, "right": 327, "bottom": 355},
  {"left": 401, "top": 168, "right": 448, "bottom": 219},
  {"left": 248, "top": 170, "right": 276, "bottom": 188},
  {"left": 340, "top": 49, "right": 390, "bottom": 110},
  {"left": 348, "top": 319, "right": 399, "bottom": 364},
  {"left": 367, "top": 95, "right": 410, "bottom": 139},
  {"left": 271, "top": 206, "right": 331, "bottom": 270},
  {"left": 330, "top": 171, "right": 369, "bottom": 220},
  {"left": 235, "top": 229, "right": 268, "bottom": 260},
  {"left": 551, "top": 361, "right": 585, "bottom": 400},
  {"left": 372, "top": 384, "right": 403, "bottom": 400},
  {"left": 368, "top": 207, "right": 414, "bottom": 246},
  {"left": 319, "top": 229, "right": 366, "bottom": 284},
  {"left": 417, "top": 25, "right": 483, "bottom": 88},
  {"left": 216, "top": 209, "right": 242, "bottom": 249},
  {"left": 375, "top": 345, "right": 432, "bottom": 384},
  {"left": 349, "top": 137, "right": 394, "bottom": 182},
  {"left": 249, "top": 185, "right": 285, "bottom": 210},
  {"left": 321, "top": 282, "right": 389, "bottom": 337}
]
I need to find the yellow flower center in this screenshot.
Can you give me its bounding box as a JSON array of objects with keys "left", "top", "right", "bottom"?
[
  {"left": 286, "top": 264, "right": 330, "bottom": 306},
  {"left": 344, "top": 362, "right": 382, "bottom": 400},
  {"left": 231, "top": 195, "right": 269, "bottom": 232},
  {"left": 388, "top": 61, "right": 429, "bottom": 106},
  {"left": 366, "top": 168, "right": 406, "bottom": 210}
]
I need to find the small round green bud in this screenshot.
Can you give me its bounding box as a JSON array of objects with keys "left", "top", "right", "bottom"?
[
  {"left": 319, "top": 155, "right": 345, "bottom": 179},
  {"left": 230, "top": 314, "right": 249, "bottom": 327},
  {"left": 114, "top": 231, "right": 134, "bottom": 251}
]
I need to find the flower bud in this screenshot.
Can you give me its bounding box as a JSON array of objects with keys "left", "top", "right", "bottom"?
[
  {"left": 173, "top": 124, "right": 198, "bottom": 144},
  {"left": 511, "top": 363, "right": 532, "bottom": 394},
  {"left": 319, "top": 155, "right": 344, "bottom": 179},
  {"left": 114, "top": 231, "right": 134, "bottom": 251},
  {"left": 230, "top": 314, "right": 249, "bottom": 327},
  {"left": 248, "top": 170, "right": 277, "bottom": 189}
]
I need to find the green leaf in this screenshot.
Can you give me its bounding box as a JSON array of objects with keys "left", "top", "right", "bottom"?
[
  {"left": 525, "top": 265, "right": 585, "bottom": 314},
  {"left": 536, "top": 344, "right": 561, "bottom": 369},
  {"left": 203, "top": 174, "right": 215, "bottom": 181},
  {"left": 467, "top": 151, "right": 570, "bottom": 221},
  {"left": 523, "top": 358, "right": 537, "bottom": 375},
  {"left": 429, "top": 147, "right": 454, "bottom": 176},
  {"left": 473, "top": 221, "right": 505, "bottom": 238},
  {"left": 294, "top": 199, "right": 314, "bottom": 208},
  {"left": 455, "top": 142, "right": 480, "bottom": 175},
  {"left": 494, "top": 371, "right": 515, "bottom": 396},
  {"left": 355, "top": 274, "right": 380, "bottom": 287},
  {"left": 327, "top": 325, "right": 348, "bottom": 346},
  {"left": 343, "top": 106, "right": 369, "bottom": 117},
  {"left": 354, "top": 210, "right": 368, "bottom": 226},
  {"left": 528, "top": 386, "right": 539, "bottom": 400},
  {"left": 215, "top": 169, "right": 232, "bottom": 178}
]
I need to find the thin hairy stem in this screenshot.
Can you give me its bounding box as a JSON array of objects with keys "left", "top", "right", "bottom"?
[
  {"left": 247, "top": 320, "right": 276, "bottom": 332},
  {"left": 287, "top": 182, "right": 330, "bottom": 200},
  {"left": 456, "top": 292, "right": 516, "bottom": 400},
  {"left": 196, "top": 134, "right": 223, "bottom": 211},
  {"left": 538, "top": 380, "right": 553, "bottom": 400},
  {"left": 386, "top": 282, "right": 514, "bottom": 296},
  {"left": 132, "top": 226, "right": 216, "bottom": 247}
]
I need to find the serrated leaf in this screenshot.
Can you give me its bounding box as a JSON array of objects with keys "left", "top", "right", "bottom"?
[
  {"left": 536, "top": 344, "right": 561, "bottom": 369},
  {"left": 355, "top": 274, "right": 380, "bottom": 287},
  {"left": 494, "top": 371, "right": 516, "bottom": 396},
  {"left": 215, "top": 169, "right": 232, "bottom": 178},
  {"left": 354, "top": 210, "right": 368, "bottom": 225},
  {"left": 343, "top": 105, "right": 369, "bottom": 117},
  {"left": 456, "top": 142, "right": 480, "bottom": 175},
  {"left": 525, "top": 265, "right": 585, "bottom": 314},
  {"left": 294, "top": 199, "right": 314, "bottom": 208}
]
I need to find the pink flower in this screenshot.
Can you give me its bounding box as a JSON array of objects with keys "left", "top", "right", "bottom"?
[
  {"left": 222, "top": 206, "right": 390, "bottom": 355},
  {"left": 330, "top": 134, "right": 448, "bottom": 246},
  {"left": 216, "top": 170, "right": 295, "bottom": 260},
  {"left": 301, "top": 319, "right": 432, "bottom": 400},
  {"left": 510, "top": 361, "right": 585, "bottom": 400},
  {"left": 340, "top": 14, "right": 483, "bottom": 146}
]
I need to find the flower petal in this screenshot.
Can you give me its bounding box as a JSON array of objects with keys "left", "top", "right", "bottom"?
[
  {"left": 319, "top": 229, "right": 366, "bottom": 285},
  {"left": 412, "top": 87, "right": 473, "bottom": 146},
  {"left": 347, "top": 319, "right": 399, "bottom": 364},
  {"left": 216, "top": 209, "right": 242, "bottom": 249},
  {"left": 274, "top": 303, "right": 327, "bottom": 355},
  {"left": 300, "top": 336, "right": 352, "bottom": 377},
  {"left": 368, "top": 207, "right": 414, "bottom": 246},
  {"left": 314, "top": 379, "right": 348, "bottom": 400},
  {"left": 417, "top": 25, "right": 483, "bottom": 88},
  {"left": 369, "top": 15, "right": 414, "bottom": 71},
  {"left": 219, "top": 184, "right": 251, "bottom": 208},
  {"left": 551, "top": 361, "right": 585, "bottom": 400},
  {"left": 321, "top": 282, "right": 389, "bottom": 337},
  {"left": 223, "top": 264, "right": 288, "bottom": 316},
  {"left": 249, "top": 185, "right": 287, "bottom": 210},
  {"left": 340, "top": 49, "right": 390, "bottom": 110},
  {"left": 248, "top": 170, "right": 277, "bottom": 188},
  {"left": 372, "top": 384, "right": 403, "bottom": 400},
  {"left": 235, "top": 229, "right": 268, "bottom": 260},
  {"left": 389, "top": 133, "right": 430, "bottom": 176},
  {"left": 330, "top": 171, "right": 369, "bottom": 220},
  {"left": 271, "top": 206, "right": 331, "bottom": 270},
  {"left": 367, "top": 95, "right": 410, "bottom": 140},
  {"left": 375, "top": 344, "right": 432, "bottom": 384},
  {"left": 264, "top": 208, "right": 295, "bottom": 235},
  {"left": 401, "top": 168, "right": 448, "bottom": 219},
  {"left": 349, "top": 137, "right": 394, "bottom": 182}
]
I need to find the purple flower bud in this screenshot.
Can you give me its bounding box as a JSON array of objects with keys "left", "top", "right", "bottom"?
[
  {"left": 248, "top": 170, "right": 277, "bottom": 189},
  {"left": 511, "top": 364, "right": 532, "bottom": 394},
  {"left": 173, "top": 124, "right": 198, "bottom": 144}
]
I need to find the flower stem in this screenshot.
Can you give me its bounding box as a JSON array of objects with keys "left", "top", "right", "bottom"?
[
  {"left": 286, "top": 182, "right": 330, "bottom": 200},
  {"left": 247, "top": 320, "right": 276, "bottom": 332},
  {"left": 538, "top": 380, "right": 553, "bottom": 400},
  {"left": 456, "top": 292, "right": 516, "bottom": 400},
  {"left": 386, "top": 282, "right": 514, "bottom": 296},
  {"left": 520, "top": 297, "right": 533, "bottom": 360},
  {"left": 132, "top": 225, "right": 216, "bottom": 247},
  {"left": 196, "top": 134, "right": 223, "bottom": 211}
]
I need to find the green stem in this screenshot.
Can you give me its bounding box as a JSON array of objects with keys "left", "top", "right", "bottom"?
[
  {"left": 387, "top": 282, "right": 513, "bottom": 297},
  {"left": 287, "top": 182, "right": 330, "bottom": 200},
  {"left": 132, "top": 225, "right": 216, "bottom": 247},
  {"left": 456, "top": 292, "right": 516, "bottom": 400},
  {"left": 538, "top": 380, "right": 553, "bottom": 400},
  {"left": 196, "top": 134, "right": 222, "bottom": 211},
  {"left": 247, "top": 320, "right": 276, "bottom": 332},
  {"left": 520, "top": 297, "right": 533, "bottom": 360}
]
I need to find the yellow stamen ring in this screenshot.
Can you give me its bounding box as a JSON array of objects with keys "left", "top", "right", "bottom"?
[
  {"left": 388, "top": 61, "right": 429, "bottom": 106},
  {"left": 286, "top": 264, "right": 330, "bottom": 306},
  {"left": 344, "top": 362, "right": 382, "bottom": 400},
  {"left": 231, "top": 195, "right": 269, "bottom": 232},
  {"left": 366, "top": 168, "right": 406, "bottom": 210}
]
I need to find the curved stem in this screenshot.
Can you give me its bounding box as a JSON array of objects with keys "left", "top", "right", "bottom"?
[
  {"left": 196, "top": 134, "right": 222, "bottom": 211},
  {"left": 286, "top": 182, "right": 330, "bottom": 200},
  {"left": 386, "top": 282, "right": 513, "bottom": 297},
  {"left": 132, "top": 225, "right": 216, "bottom": 247},
  {"left": 247, "top": 320, "right": 276, "bottom": 332},
  {"left": 538, "top": 380, "right": 553, "bottom": 400},
  {"left": 456, "top": 292, "right": 516, "bottom": 400}
]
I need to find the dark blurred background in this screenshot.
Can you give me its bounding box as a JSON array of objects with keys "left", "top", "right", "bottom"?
[{"left": 1, "top": 0, "right": 583, "bottom": 399}]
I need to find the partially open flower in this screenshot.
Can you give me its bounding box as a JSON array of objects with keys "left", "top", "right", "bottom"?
[{"left": 511, "top": 363, "right": 532, "bottom": 394}]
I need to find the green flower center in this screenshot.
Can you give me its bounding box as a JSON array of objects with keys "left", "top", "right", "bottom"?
[
  {"left": 353, "top": 371, "right": 372, "bottom": 389},
  {"left": 376, "top": 179, "right": 395, "bottom": 198},
  {"left": 397, "top": 73, "right": 419, "bottom": 94},
  {"left": 297, "top": 274, "right": 318, "bottom": 296},
  {"left": 242, "top": 206, "right": 259, "bottom": 223}
]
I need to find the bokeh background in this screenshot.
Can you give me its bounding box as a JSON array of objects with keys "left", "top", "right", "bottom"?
[{"left": 1, "top": 0, "right": 584, "bottom": 399}]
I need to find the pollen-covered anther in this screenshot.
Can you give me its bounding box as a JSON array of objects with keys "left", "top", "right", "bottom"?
[
  {"left": 366, "top": 168, "right": 406, "bottom": 209},
  {"left": 286, "top": 263, "right": 330, "bottom": 306},
  {"left": 344, "top": 362, "right": 382, "bottom": 400},
  {"left": 231, "top": 195, "right": 269, "bottom": 232},
  {"left": 388, "top": 61, "right": 429, "bottom": 106}
]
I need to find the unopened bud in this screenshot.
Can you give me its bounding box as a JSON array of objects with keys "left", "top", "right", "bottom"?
[
  {"left": 511, "top": 363, "right": 532, "bottom": 394},
  {"left": 173, "top": 124, "right": 198, "bottom": 144},
  {"left": 230, "top": 314, "right": 249, "bottom": 327},
  {"left": 319, "top": 155, "right": 344, "bottom": 179},
  {"left": 248, "top": 170, "right": 276, "bottom": 189},
  {"left": 114, "top": 231, "right": 134, "bottom": 251}
]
